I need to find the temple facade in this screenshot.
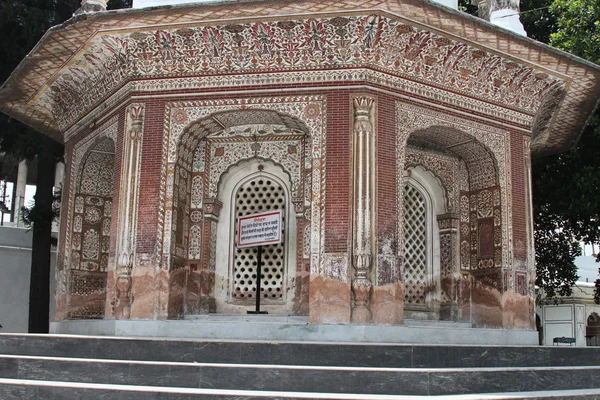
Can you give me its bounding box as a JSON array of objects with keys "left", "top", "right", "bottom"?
[{"left": 1, "top": 0, "right": 599, "bottom": 343}]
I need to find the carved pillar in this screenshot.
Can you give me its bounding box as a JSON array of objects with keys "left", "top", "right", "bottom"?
[
  {"left": 14, "top": 160, "right": 27, "bottom": 227},
  {"left": 351, "top": 96, "right": 375, "bottom": 323},
  {"left": 292, "top": 200, "right": 310, "bottom": 315},
  {"left": 52, "top": 162, "right": 65, "bottom": 232},
  {"left": 195, "top": 197, "right": 222, "bottom": 313},
  {"left": 113, "top": 104, "right": 144, "bottom": 319},
  {"left": 437, "top": 213, "right": 460, "bottom": 320}
]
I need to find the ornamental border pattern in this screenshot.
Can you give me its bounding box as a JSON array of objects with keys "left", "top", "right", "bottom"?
[
  {"left": 63, "top": 116, "right": 118, "bottom": 278},
  {"left": 395, "top": 102, "right": 514, "bottom": 289},
  {"left": 523, "top": 135, "right": 535, "bottom": 297},
  {"left": 63, "top": 69, "right": 533, "bottom": 142},
  {"left": 158, "top": 95, "right": 327, "bottom": 275},
  {"left": 40, "top": 14, "right": 560, "bottom": 131}
]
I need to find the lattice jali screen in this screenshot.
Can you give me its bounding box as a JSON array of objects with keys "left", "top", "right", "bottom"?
[
  {"left": 232, "top": 177, "right": 285, "bottom": 301},
  {"left": 403, "top": 184, "right": 428, "bottom": 306}
]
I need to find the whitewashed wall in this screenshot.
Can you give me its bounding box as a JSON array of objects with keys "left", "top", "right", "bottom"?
[{"left": 0, "top": 227, "right": 56, "bottom": 333}]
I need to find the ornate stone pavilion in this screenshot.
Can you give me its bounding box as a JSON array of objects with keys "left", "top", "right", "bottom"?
[{"left": 1, "top": 0, "right": 599, "bottom": 343}]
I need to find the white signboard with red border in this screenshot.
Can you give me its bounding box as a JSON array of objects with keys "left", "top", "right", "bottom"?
[{"left": 236, "top": 210, "right": 282, "bottom": 248}]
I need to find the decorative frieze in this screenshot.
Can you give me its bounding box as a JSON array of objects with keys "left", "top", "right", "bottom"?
[{"left": 38, "top": 15, "right": 561, "bottom": 131}]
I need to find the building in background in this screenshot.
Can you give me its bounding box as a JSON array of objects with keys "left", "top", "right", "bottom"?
[
  {"left": 0, "top": 0, "right": 599, "bottom": 344},
  {"left": 537, "top": 282, "right": 600, "bottom": 347}
]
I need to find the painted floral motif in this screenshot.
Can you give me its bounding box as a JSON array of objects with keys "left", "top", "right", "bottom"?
[
  {"left": 39, "top": 15, "right": 562, "bottom": 130},
  {"left": 190, "top": 210, "right": 202, "bottom": 223},
  {"left": 75, "top": 196, "right": 85, "bottom": 213},
  {"left": 82, "top": 229, "right": 100, "bottom": 260},
  {"left": 188, "top": 225, "right": 202, "bottom": 260},
  {"left": 84, "top": 206, "right": 102, "bottom": 224}
]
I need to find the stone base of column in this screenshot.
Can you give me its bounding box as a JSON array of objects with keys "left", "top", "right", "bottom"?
[
  {"left": 308, "top": 275, "right": 351, "bottom": 324},
  {"left": 167, "top": 267, "right": 186, "bottom": 319},
  {"left": 370, "top": 282, "right": 404, "bottom": 324},
  {"left": 186, "top": 269, "right": 216, "bottom": 314}
]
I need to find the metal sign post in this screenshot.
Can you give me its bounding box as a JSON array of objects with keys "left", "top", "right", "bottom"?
[
  {"left": 248, "top": 246, "right": 266, "bottom": 314},
  {"left": 236, "top": 210, "right": 283, "bottom": 315}
]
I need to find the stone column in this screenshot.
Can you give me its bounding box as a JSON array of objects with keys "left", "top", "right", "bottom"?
[
  {"left": 293, "top": 200, "right": 310, "bottom": 315},
  {"left": 14, "top": 159, "right": 27, "bottom": 227},
  {"left": 351, "top": 96, "right": 375, "bottom": 323},
  {"left": 52, "top": 162, "right": 65, "bottom": 232},
  {"left": 113, "top": 104, "right": 145, "bottom": 319},
  {"left": 194, "top": 197, "right": 222, "bottom": 313},
  {"left": 437, "top": 213, "right": 460, "bottom": 320}
]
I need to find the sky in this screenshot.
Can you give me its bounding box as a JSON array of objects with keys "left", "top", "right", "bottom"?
[{"left": 577, "top": 243, "right": 600, "bottom": 283}]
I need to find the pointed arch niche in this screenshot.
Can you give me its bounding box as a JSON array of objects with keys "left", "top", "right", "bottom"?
[
  {"left": 160, "top": 98, "right": 326, "bottom": 318},
  {"left": 67, "top": 136, "right": 116, "bottom": 319},
  {"left": 396, "top": 102, "right": 512, "bottom": 326}
]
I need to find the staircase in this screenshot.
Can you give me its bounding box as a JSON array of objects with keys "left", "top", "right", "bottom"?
[{"left": 1, "top": 333, "right": 600, "bottom": 399}]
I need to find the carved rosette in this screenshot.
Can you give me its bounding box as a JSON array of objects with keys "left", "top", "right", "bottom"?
[
  {"left": 351, "top": 96, "right": 375, "bottom": 323},
  {"left": 113, "top": 103, "right": 145, "bottom": 319}
]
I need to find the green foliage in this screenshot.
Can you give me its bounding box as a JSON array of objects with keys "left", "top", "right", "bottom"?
[
  {"left": 528, "top": 0, "right": 600, "bottom": 303},
  {"left": 520, "top": 0, "right": 556, "bottom": 43},
  {"left": 21, "top": 189, "right": 61, "bottom": 228},
  {"left": 458, "top": 0, "right": 478, "bottom": 16},
  {"left": 534, "top": 214, "right": 581, "bottom": 302},
  {"left": 549, "top": 0, "right": 600, "bottom": 65}
]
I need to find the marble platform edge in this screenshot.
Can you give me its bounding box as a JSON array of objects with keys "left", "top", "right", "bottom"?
[
  {"left": 1, "top": 378, "right": 600, "bottom": 400},
  {"left": 49, "top": 319, "right": 539, "bottom": 345}
]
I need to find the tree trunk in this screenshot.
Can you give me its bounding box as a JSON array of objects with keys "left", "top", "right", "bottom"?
[{"left": 27, "top": 149, "right": 55, "bottom": 333}]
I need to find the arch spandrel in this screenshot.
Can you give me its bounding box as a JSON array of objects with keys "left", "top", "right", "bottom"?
[{"left": 405, "top": 147, "right": 458, "bottom": 214}]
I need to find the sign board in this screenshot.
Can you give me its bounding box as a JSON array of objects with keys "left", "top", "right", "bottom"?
[{"left": 237, "top": 210, "right": 282, "bottom": 248}]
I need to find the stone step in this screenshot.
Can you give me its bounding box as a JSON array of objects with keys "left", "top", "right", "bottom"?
[
  {"left": 50, "top": 319, "right": 539, "bottom": 345},
  {"left": 1, "top": 334, "right": 599, "bottom": 368},
  {"left": 1, "top": 355, "right": 600, "bottom": 396},
  {"left": 1, "top": 379, "right": 600, "bottom": 400}
]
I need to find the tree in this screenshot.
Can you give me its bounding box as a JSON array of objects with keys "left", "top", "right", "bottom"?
[
  {"left": 459, "top": 0, "right": 600, "bottom": 302},
  {"left": 523, "top": 0, "right": 600, "bottom": 302},
  {"left": 0, "top": 0, "right": 131, "bottom": 333}
]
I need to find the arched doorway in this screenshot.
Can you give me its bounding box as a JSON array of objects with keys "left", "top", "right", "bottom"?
[
  {"left": 67, "top": 137, "right": 115, "bottom": 319},
  {"left": 166, "top": 107, "right": 316, "bottom": 317},
  {"left": 402, "top": 126, "right": 501, "bottom": 322},
  {"left": 215, "top": 160, "right": 297, "bottom": 314}
]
